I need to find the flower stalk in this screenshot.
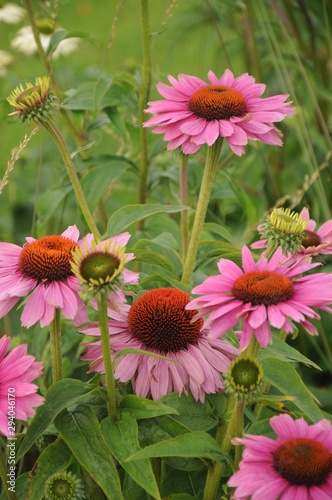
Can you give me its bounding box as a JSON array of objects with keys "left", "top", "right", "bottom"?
[
  {"left": 181, "top": 138, "right": 223, "bottom": 284},
  {"left": 97, "top": 294, "right": 117, "bottom": 419},
  {"left": 41, "top": 118, "right": 101, "bottom": 239},
  {"left": 179, "top": 152, "right": 189, "bottom": 259},
  {"left": 137, "top": 0, "right": 152, "bottom": 229},
  {"left": 49, "top": 308, "right": 63, "bottom": 383}
]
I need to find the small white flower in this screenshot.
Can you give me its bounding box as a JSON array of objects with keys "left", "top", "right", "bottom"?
[
  {"left": 0, "top": 50, "right": 14, "bottom": 77},
  {"left": 11, "top": 26, "right": 80, "bottom": 58},
  {"left": 0, "top": 3, "right": 25, "bottom": 24}
]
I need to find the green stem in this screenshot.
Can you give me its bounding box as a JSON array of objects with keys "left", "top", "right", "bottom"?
[
  {"left": 137, "top": 0, "right": 152, "bottom": 230},
  {"left": 233, "top": 400, "right": 245, "bottom": 471},
  {"left": 181, "top": 138, "right": 223, "bottom": 285},
  {"left": 203, "top": 395, "right": 236, "bottom": 500},
  {"left": 41, "top": 118, "right": 101, "bottom": 239},
  {"left": 0, "top": 446, "right": 16, "bottom": 500},
  {"left": 97, "top": 294, "right": 117, "bottom": 419},
  {"left": 49, "top": 308, "right": 62, "bottom": 383},
  {"left": 23, "top": 0, "right": 84, "bottom": 148},
  {"left": 179, "top": 152, "right": 189, "bottom": 259}
]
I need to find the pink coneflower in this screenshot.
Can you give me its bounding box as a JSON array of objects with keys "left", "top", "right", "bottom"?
[
  {"left": 0, "top": 226, "right": 89, "bottom": 327},
  {"left": 252, "top": 207, "right": 332, "bottom": 257},
  {"left": 299, "top": 207, "right": 332, "bottom": 256},
  {"left": 228, "top": 413, "right": 332, "bottom": 500},
  {"left": 186, "top": 246, "right": 332, "bottom": 350},
  {"left": 144, "top": 69, "right": 295, "bottom": 156},
  {"left": 81, "top": 288, "right": 238, "bottom": 402},
  {"left": 0, "top": 335, "right": 44, "bottom": 436}
]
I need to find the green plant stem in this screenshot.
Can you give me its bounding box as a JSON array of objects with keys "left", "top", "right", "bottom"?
[
  {"left": 49, "top": 308, "right": 63, "bottom": 383},
  {"left": 97, "top": 294, "right": 117, "bottom": 420},
  {"left": 233, "top": 399, "right": 245, "bottom": 471},
  {"left": 23, "top": 0, "right": 85, "bottom": 148},
  {"left": 181, "top": 138, "right": 223, "bottom": 285},
  {"left": 0, "top": 446, "right": 16, "bottom": 500},
  {"left": 137, "top": 0, "right": 152, "bottom": 230},
  {"left": 179, "top": 152, "right": 189, "bottom": 259},
  {"left": 203, "top": 395, "right": 236, "bottom": 500},
  {"left": 41, "top": 118, "right": 101, "bottom": 239}
]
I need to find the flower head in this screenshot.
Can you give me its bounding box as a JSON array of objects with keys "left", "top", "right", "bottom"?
[
  {"left": 299, "top": 207, "right": 332, "bottom": 256},
  {"left": 187, "top": 246, "right": 332, "bottom": 351},
  {"left": 0, "top": 226, "right": 89, "bottom": 328},
  {"left": 228, "top": 414, "right": 332, "bottom": 499},
  {"left": 81, "top": 287, "right": 238, "bottom": 402},
  {"left": 252, "top": 207, "right": 308, "bottom": 255},
  {"left": 71, "top": 232, "right": 138, "bottom": 297},
  {"left": 7, "top": 76, "right": 58, "bottom": 123},
  {"left": 224, "top": 356, "right": 264, "bottom": 402},
  {"left": 45, "top": 471, "right": 86, "bottom": 500},
  {"left": 0, "top": 3, "right": 25, "bottom": 24},
  {"left": 253, "top": 207, "right": 332, "bottom": 258},
  {"left": 0, "top": 335, "right": 44, "bottom": 436},
  {"left": 144, "top": 69, "right": 295, "bottom": 156},
  {"left": 11, "top": 25, "right": 80, "bottom": 58}
]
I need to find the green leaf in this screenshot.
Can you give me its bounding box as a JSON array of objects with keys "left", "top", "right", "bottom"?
[
  {"left": 132, "top": 249, "right": 176, "bottom": 274},
  {"left": 261, "top": 358, "right": 324, "bottom": 422},
  {"left": 107, "top": 204, "right": 188, "bottom": 236},
  {"left": 114, "top": 348, "right": 178, "bottom": 363},
  {"left": 260, "top": 334, "right": 321, "bottom": 370},
  {"left": 28, "top": 439, "right": 72, "bottom": 500},
  {"left": 80, "top": 160, "right": 131, "bottom": 211},
  {"left": 221, "top": 170, "right": 257, "bottom": 228},
  {"left": 36, "top": 182, "right": 72, "bottom": 226},
  {"left": 127, "top": 431, "right": 224, "bottom": 462},
  {"left": 17, "top": 379, "right": 97, "bottom": 460},
  {"left": 160, "top": 393, "right": 217, "bottom": 432},
  {"left": 101, "top": 414, "right": 161, "bottom": 499},
  {"left": 54, "top": 405, "right": 123, "bottom": 499},
  {"left": 46, "top": 29, "right": 90, "bottom": 56},
  {"left": 203, "top": 222, "right": 238, "bottom": 245},
  {"left": 0, "top": 472, "right": 30, "bottom": 500},
  {"left": 93, "top": 75, "right": 113, "bottom": 114},
  {"left": 120, "top": 395, "right": 179, "bottom": 419}
]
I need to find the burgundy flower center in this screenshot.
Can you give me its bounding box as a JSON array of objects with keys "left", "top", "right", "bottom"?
[
  {"left": 188, "top": 85, "right": 248, "bottom": 121},
  {"left": 302, "top": 230, "right": 321, "bottom": 248},
  {"left": 127, "top": 288, "right": 203, "bottom": 353},
  {"left": 19, "top": 235, "right": 78, "bottom": 283},
  {"left": 273, "top": 437, "right": 332, "bottom": 486},
  {"left": 232, "top": 271, "right": 294, "bottom": 306}
]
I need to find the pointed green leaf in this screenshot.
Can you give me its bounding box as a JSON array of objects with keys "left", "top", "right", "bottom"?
[
  {"left": 132, "top": 249, "right": 176, "bottom": 274},
  {"left": 160, "top": 393, "right": 218, "bottom": 432},
  {"left": 54, "top": 406, "right": 122, "bottom": 499},
  {"left": 260, "top": 334, "right": 321, "bottom": 370},
  {"left": 28, "top": 439, "right": 72, "bottom": 500},
  {"left": 107, "top": 204, "right": 188, "bottom": 236},
  {"left": 81, "top": 161, "right": 130, "bottom": 211},
  {"left": 261, "top": 358, "right": 323, "bottom": 422},
  {"left": 127, "top": 431, "right": 224, "bottom": 462},
  {"left": 101, "top": 414, "right": 161, "bottom": 499},
  {"left": 17, "top": 379, "right": 97, "bottom": 460},
  {"left": 120, "top": 395, "right": 178, "bottom": 419}
]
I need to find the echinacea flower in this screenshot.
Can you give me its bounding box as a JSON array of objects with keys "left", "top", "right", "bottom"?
[
  {"left": 45, "top": 471, "right": 86, "bottom": 500},
  {"left": 0, "top": 226, "right": 89, "bottom": 328},
  {"left": 7, "top": 75, "right": 58, "bottom": 123},
  {"left": 253, "top": 207, "right": 332, "bottom": 258},
  {"left": 228, "top": 413, "right": 332, "bottom": 500},
  {"left": 144, "top": 69, "right": 295, "bottom": 156},
  {"left": 0, "top": 335, "right": 44, "bottom": 436},
  {"left": 299, "top": 207, "right": 332, "bottom": 256},
  {"left": 81, "top": 288, "right": 238, "bottom": 402},
  {"left": 186, "top": 246, "right": 332, "bottom": 350},
  {"left": 70, "top": 232, "right": 138, "bottom": 296}
]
